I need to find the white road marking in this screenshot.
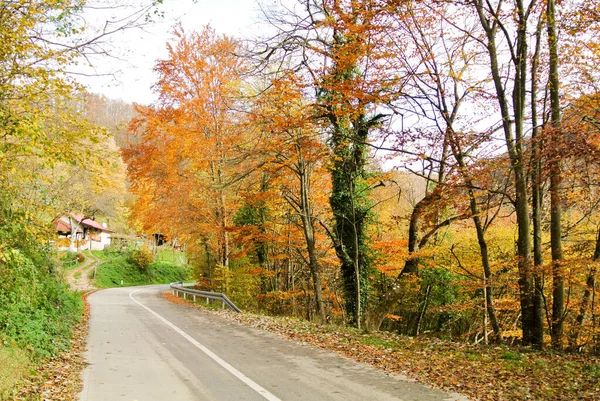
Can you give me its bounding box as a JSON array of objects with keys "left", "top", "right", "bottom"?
[{"left": 129, "top": 289, "right": 282, "bottom": 401}]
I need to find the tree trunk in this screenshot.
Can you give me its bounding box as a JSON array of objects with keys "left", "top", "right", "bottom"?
[
  {"left": 298, "top": 159, "right": 326, "bottom": 322},
  {"left": 328, "top": 118, "right": 371, "bottom": 328},
  {"left": 530, "top": 15, "right": 546, "bottom": 348},
  {"left": 547, "top": 0, "right": 564, "bottom": 350},
  {"left": 402, "top": 197, "right": 426, "bottom": 275},
  {"left": 414, "top": 284, "right": 431, "bottom": 336},
  {"left": 217, "top": 165, "right": 229, "bottom": 269},
  {"left": 204, "top": 239, "right": 214, "bottom": 288},
  {"left": 474, "top": 0, "right": 541, "bottom": 346},
  {"left": 68, "top": 216, "right": 77, "bottom": 252}
]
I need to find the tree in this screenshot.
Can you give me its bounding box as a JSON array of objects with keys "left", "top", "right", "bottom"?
[
  {"left": 125, "top": 26, "right": 250, "bottom": 282},
  {"left": 396, "top": 3, "right": 504, "bottom": 338},
  {"left": 0, "top": 0, "right": 163, "bottom": 365},
  {"left": 250, "top": 73, "right": 331, "bottom": 321},
  {"left": 466, "top": 0, "right": 545, "bottom": 347},
  {"left": 258, "top": 0, "right": 402, "bottom": 328}
]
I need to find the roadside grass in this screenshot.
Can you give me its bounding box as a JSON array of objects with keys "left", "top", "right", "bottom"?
[
  {"left": 154, "top": 247, "right": 187, "bottom": 265},
  {"left": 192, "top": 298, "right": 227, "bottom": 310},
  {"left": 94, "top": 254, "right": 190, "bottom": 288},
  {"left": 164, "top": 291, "right": 600, "bottom": 401},
  {"left": 0, "top": 344, "right": 30, "bottom": 400},
  {"left": 90, "top": 250, "right": 109, "bottom": 260}
]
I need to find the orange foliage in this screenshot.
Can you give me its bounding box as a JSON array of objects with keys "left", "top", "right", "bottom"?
[{"left": 124, "top": 25, "right": 250, "bottom": 268}]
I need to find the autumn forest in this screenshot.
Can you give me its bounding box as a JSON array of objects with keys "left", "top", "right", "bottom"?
[
  {"left": 3, "top": 1, "right": 600, "bottom": 397},
  {"left": 124, "top": 0, "right": 600, "bottom": 352}
]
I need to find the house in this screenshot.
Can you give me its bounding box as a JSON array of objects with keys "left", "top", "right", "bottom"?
[{"left": 54, "top": 214, "right": 113, "bottom": 251}]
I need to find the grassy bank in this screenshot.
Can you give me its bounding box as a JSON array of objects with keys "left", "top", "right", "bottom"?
[
  {"left": 0, "top": 345, "right": 30, "bottom": 399},
  {"left": 94, "top": 248, "right": 190, "bottom": 288}
]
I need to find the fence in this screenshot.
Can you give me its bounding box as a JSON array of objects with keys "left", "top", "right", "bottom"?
[{"left": 170, "top": 282, "right": 241, "bottom": 313}]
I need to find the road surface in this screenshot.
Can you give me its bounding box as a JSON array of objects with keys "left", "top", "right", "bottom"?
[{"left": 79, "top": 285, "right": 467, "bottom": 401}]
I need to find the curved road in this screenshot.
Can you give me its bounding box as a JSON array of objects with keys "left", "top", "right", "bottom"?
[{"left": 79, "top": 285, "right": 466, "bottom": 401}]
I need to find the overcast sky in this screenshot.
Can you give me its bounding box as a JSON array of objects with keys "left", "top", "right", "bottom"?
[{"left": 79, "top": 0, "right": 265, "bottom": 104}]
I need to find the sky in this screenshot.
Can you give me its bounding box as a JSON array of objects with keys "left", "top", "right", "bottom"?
[{"left": 78, "top": 0, "right": 265, "bottom": 104}]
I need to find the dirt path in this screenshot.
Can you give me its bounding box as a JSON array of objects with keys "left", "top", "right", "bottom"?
[{"left": 65, "top": 252, "right": 99, "bottom": 292}]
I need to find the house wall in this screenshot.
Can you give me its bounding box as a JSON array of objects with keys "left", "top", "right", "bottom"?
[
  {"left": 100, "top": 231, "right": 111, "bottom": 248},
  {"left": 84, "top": 229, "right": 111, "bottom": 251},
  {"left": 54, "top": 215, "right": 112, "bottom": 252}
]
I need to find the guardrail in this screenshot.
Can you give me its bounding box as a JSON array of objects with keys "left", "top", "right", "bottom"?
[{"left": 170, "top": 282, "right": 241, "bottom": 313}]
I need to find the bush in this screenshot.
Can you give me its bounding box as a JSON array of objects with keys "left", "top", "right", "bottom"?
[{"left": 127, "top": 247, "right": 153, "bottom": 271}]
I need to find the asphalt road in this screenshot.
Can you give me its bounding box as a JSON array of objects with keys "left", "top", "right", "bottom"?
[{"left": 79, "top": 285, "right": 467, "bottom": 401}]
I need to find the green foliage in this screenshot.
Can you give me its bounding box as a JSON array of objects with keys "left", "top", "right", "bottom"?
[
  {"left": 233, "top": 204, "right": 265, "bottom": 227},
  {"left": 127, "top": 247, "right": 153, "bottom": 271},
  {"left": 0, "top": 249, "right": 83, "bottom": 359},
  {"left": 381, "top": 267, "right": 464, "bottom": 337},
  {"left": 0, "top": 195, "right": 83, "bottom": 360},
  {"left": 462, "top": 350, "right": 481, "bottom": 361},
  {"left": 221, "top": 258, "right": 262, "bottom": 311},
  {"left": 420, "top": 268, "right": 461, "bottom": 307},
  {"left": 0, "top": 1, "right": 158, "bottom": 396},
  {"left": 0, "top": 0, "right": 109, "bottom": 365},
  {"left": 155, "top": 247, "right": 187, "bottom": 265},
  {"left": 149, "top": 261, "right": 190, "bottom": 283},
  {"left": 535, "top": 358, "right": 549, "bottom": 368},
  {"left": 362, "top": 335, "right": 397, "bottom": 349},
  {"left": 91, "top": 249, "right": 110, "bottom": 260},
  {"left": 213, "top": 264, "right": 233, "bottom": 292},
  {"left": 328, "top": 123, "right": 376, "bottom": 326},
  {"left": 582, "top": 362, "right": 600, "bottom": 380}
]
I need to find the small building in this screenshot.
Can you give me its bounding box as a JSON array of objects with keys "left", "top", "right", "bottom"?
[{"left": 54, "top": 214, "right": 113, "bottom": 251}]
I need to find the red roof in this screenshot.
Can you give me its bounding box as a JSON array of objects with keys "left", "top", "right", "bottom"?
[
  {"left": 55, "top": 219, "right": 74, "bottom": 233},
  {"left": 81, "top": 218, "right": 113, "bottom": 233},
  {"left": 54, "top": 215, "right": 113, "bottom": 233}
]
